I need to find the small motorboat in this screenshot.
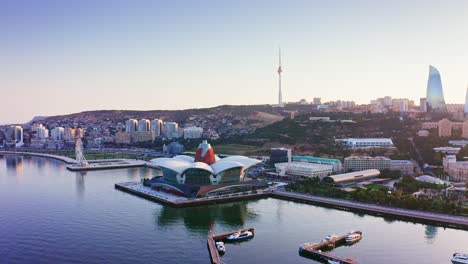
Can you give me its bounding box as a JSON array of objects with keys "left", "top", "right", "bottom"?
[
  {"left": 345, "top": 232, "right": 362, "bottom": 243},
  {"left": 225, "top": 230, "right": 254, "bottom": 242},
  {"left": 452, "top": 253, "right": 468, "bottom": 264},
  {"left": 215, "top": 241, "right": 226, "bottom": 254}
]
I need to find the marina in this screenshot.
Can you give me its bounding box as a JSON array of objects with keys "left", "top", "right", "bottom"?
[
  {"left": 207, "top": 228, "right": 255, "bottom": 264},
  {"left": 299, "top": 231, "right": 363, "bottom": 264},
  {"left": 1, "top": 156, "right": 468, "bottom": 264}
]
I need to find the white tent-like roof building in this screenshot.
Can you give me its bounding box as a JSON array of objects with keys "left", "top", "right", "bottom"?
[{"left": 150, "top": 142, "right": 262, "bottom": 186}]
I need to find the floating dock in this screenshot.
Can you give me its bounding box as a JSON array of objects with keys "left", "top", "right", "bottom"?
[
  {"left": 207, "top": 227, "right": 255, "bottom": 264},
  {"left": 299, "top": 231, "right": 362, "bottom": 264}
]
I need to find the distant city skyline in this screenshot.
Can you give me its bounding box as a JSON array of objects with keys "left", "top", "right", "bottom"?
[{"left": 2, "top": 0, "right": 468, "bottom": 124}]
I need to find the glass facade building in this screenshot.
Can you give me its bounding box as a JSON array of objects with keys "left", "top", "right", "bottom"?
[{"left": 426, "top": 65, "right": 447, "bottom": 113}]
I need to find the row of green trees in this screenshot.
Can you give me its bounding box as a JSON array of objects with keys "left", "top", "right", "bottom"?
[{"left": 285, "top": 176, "right": 467, "bottom": 216}]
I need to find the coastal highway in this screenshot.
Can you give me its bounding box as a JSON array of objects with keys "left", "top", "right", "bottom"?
[{"left": 273, "top": 190, "right": 468, "bottom": 229}]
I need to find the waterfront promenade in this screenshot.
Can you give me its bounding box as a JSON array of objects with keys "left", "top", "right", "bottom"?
[
  {"left": 0, "top": 151, "right": 77, "bottom": 164},
  {"left": 272, "top": 190, "right": 468, "bottom": 229}
]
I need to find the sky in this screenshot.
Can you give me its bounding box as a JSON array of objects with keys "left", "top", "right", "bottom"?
[{"left": 1, "top": 0, "right": 468, "bottom": 124}]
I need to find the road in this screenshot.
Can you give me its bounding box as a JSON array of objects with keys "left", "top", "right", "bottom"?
[{"left": 273, "top": 190, "right": 468, "bottom": 229}]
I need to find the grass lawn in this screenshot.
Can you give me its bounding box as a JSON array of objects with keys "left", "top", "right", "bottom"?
[
  {"left": 364, "top": 184, "right": 389, "bottom": 191},
  {"left": 210, "top": 144, "right": 260, "bottom": 155}
]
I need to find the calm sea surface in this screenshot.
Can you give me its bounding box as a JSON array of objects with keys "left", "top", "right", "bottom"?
[{"left": 1, "top": 155, "right": 467, "bottom": 264}]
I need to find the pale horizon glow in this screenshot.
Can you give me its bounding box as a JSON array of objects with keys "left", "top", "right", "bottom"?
[{"left": 1, "top": 0, "right": 468, "bottom": 124}]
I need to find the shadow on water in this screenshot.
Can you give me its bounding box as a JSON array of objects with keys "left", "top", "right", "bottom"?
[{"left": 155, "top": 201, "right": 258, "bottom": 235}]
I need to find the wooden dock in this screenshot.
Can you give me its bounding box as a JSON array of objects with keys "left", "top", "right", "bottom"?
[
  {"left": 207, "top": 227, "right": 255, "bottom": 264},
  {"left": 299, "top": 231, "right": 362, "bottom": 264}
]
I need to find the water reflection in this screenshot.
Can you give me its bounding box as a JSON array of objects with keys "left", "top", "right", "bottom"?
[
  {"left": 5, "top": 155, "right": 23, "bottom": 175},
  {"left": 425, "top": 225, "right": 438, "bottom": 244},
  {"left": 75, "top": 172, "right": 87, "bottom": 198},
  {"left": 155, "top": 201, "right": 257, "bottom": 235}
]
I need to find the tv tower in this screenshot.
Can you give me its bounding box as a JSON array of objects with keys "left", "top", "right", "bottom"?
[{"left": 277, "top": 47, "right": 283, "bottom": 107}]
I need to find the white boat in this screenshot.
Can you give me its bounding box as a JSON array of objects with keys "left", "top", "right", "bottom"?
[
  {"left": 345, "top": 233, "right": 362, "bottom": 243},
  {"left": 226, "top": 230, "right": 254, "bottom": 242},
  {"left": 215, "top": 241, "right": 226, "bottom": 254},
  {"left": 452, "top": 253, "right": 468, "bottom": 264},
  {"left": 324, "top": 234, "right": 339, "bottom": 241}
]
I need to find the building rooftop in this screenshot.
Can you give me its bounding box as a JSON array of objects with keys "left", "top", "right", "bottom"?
[
  {"left": 292, "top": 156, "right": 341, "bottom": 164},
  {"left": 345, "top": 156, "right": 391, "bottom": 161},
  {"left": 275, "top": 162, "right": 334, "bottom": 170},
  {"left": 337, "top": 138, "right": 393, "bottom": 143},
  {"left": 390, "top": 160, "right": 413, "bottom": 165}
]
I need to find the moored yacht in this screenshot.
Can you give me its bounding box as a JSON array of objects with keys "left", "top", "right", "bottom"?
[
  {"left": 345, "top": 232, "right": 362, "bottom": 243},
  {"left": 324, "top": 234, "right": 339, "bottom": 241},
  {"left": 452, "top": 253, "right": 468, "bottom": 264},
  {"left": 225, "top": 230, "right": 254, "bottom": 242}
]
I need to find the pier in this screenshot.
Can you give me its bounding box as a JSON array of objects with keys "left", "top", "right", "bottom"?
[
  {"left": 207, "top": 228, "right": 255, "bottom": 264},
  {"left": 66, "top": 159, "right": 146, "bottom": 171},
  {"left": 299, "top": 231, "right": 362, "bottom": 264}
]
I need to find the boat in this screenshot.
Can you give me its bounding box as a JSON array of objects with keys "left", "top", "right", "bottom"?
[
  {"left": 215, "top": 241, "right": 226, "bottom": 254},
  {"left": 225, "top": 230, "right": 254, "bottom": 242},
  {"left": 452, "top": 253, "right": 468, "bottom": 264},
  {"left": 324, "top": 234, "right": 339, "bottom": 241},
  {"left": 345, "top": 232, "right": 362, "bottom": 243},
  {"left": 328, "top": 260, "right": 341, "bottom": 264}
]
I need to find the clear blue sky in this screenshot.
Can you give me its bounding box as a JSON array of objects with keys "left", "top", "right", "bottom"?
[{"left": 1, "top": 0, "right": 468, "bottom": 123}]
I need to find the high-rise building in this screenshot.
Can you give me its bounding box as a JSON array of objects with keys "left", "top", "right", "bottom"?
[
  {"left": 125, "top": 119, "right": 138, "bottom": 132},
  {"left": 462, "top": 121, "right": 468, "bottom": 139},
  {"left": 183, "top": 126, "right": 204, "bottom": 139},
  {"left": 51, "top": 127, "right": 65, "bottom": 141},
  {"left": 75, "top": 128, "right": 84, "bottom": 139},
  {"left": 383, "top": 96, "right": 392, "bottom": 106},
  {"left": 426, "top": 65, "right": 447, "bottom": 112},
  {"left": 35, "top": 124, "right": 49, "bottom": 139},
  {"left": 313, "top": 97, "right": 321, "bottom": 105},
  {"left": 420, "top": 98, "right": 427, "bottom": 112},
  {"left": 151, "top": 119, "right": 163, "bottom": 136},
  {"left": 464, "top": 86, "right": 468, "bottom": 114},
  {"left": 138, "top": 119, "right": 150, "bottom": 132},
  {"left": 163, "top": 122, "right": 179, "bottom": 139},
  {"left": 63, "top": 127, "right": 76, "bottom": 141},
  {"left": 438, "top": 118, "right": 452, "bottom": 137}
]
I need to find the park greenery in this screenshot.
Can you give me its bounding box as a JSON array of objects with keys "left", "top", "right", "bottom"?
[{"left": 285, "top": 176, "right": 467, "bottom": 216}]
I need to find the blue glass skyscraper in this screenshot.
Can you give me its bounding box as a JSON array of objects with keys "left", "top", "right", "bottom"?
[{"left": 426, "top": 65, "right": 447, "bottom": 112}]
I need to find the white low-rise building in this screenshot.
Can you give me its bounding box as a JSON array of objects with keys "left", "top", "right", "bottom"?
[
  {"left": 274, "top": 162, "right": 333, "bottom": 179},
  {"left": 344, "top": 156, "right": 391, "bottom": 171},
  {"left": 390, "top": 160, "right": 415, "bottom": 175},
  {"left": 336, "top": 138, "right": 394, "bottom": 149},
  {"left": 434, "top": 147, "right": 461, "bottom": 155},
  {"left": 443, "top": 155, "right": 468, "bottom": 183}
]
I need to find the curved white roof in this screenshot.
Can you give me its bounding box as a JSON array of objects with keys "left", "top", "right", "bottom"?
[
  {"left": 416, "top": 175, "right": 445, "bottom": 185},
  {"left": 181, "top": 162, "right": 215, "bottom": 175},
  {"left": 172, "top": 155, "right": 195, "bottom": 163},
  {"left": 150, "top": 155, "right": 261, "bottom": 176},
  {"left": 211, "top": 160, "right": 244, "bottom": 174},
  {"left": 150, "top": 158, "right": 192, "bottom": 174},
  {"left": 221, "top": 156, "right": 261, "bottom": 168}
]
